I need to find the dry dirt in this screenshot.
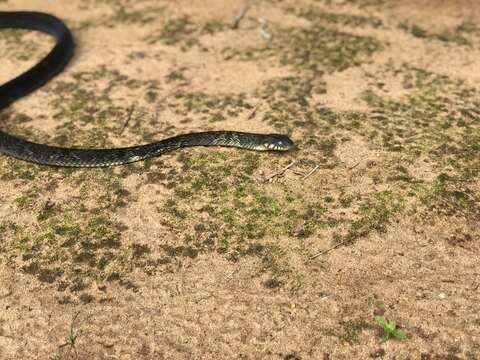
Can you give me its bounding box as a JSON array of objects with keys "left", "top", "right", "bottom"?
[{"left": 0, "top": 0, "right": 479, "bottom": 359}]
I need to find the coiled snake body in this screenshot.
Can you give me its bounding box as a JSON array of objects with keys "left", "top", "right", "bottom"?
[{"left": 0, "top": 11, "right": 293, "bottom": 167}]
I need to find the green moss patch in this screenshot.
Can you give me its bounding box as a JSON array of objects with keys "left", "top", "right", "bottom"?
[
  {"left": 362, "top": 65, "right": 480, "bottom": 180},
  {"left": 0, "top": 29, "right": 44, "bottom": 61},
  {"left": 295, "top": 7, "right": 383, "bottom": 28},
  {"left": 145, "top": 16, "right": 198, "bottom": 49},
  {"left": 400, "top": 22, "right": 480, "bottom": 46},
  {"left": 222, "top": 23, "right": 381, "bottom": 74}
]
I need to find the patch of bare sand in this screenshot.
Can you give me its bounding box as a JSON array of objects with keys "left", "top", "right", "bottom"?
[{"left": 318, "top": 68, "right": 371, "bottom": 112}]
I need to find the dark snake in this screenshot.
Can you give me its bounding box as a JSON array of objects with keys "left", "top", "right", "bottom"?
[{"left": 0, "top": 11, "right": 293, "bottom": 167}]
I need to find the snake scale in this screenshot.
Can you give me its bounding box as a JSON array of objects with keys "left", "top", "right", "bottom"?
[{"left": 0, "top": 11, "right": 293, "bottom": 167}]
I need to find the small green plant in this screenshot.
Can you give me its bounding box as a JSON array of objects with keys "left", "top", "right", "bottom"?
[
  {"left": 374, "top": 315, "right": 407, "bottom": 343},
  {"left": 59, "top": 312, "right": 81, "bottom": 355}
]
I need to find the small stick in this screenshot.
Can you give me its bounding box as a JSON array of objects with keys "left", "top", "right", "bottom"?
[
  {"left": 264, "top": 161, "right": 295, "bottom": 182},
  {"left": 310, "top": 240, "right": 348, "bottom": 259},
  {"left": 347, "top": 161, "right": 361, "bottom": 170},
  {"left": 225, "top": 269, "right": 238, "bottom": 281},
  {"left": 258, "top": 17, "right": 272, "bottom": 41},
  {"left": 245, "top": 101, "right": 263, "bottom": 120},
  {"left": 119, "top": 104, "right": 135, "bottom": 135},
  {"left": 259, "top": 27, "right": 272, "bottom": 41},
  {"left": 302, "top": 164, "right": 319, "bottom": 180},
  {"left": 232, "top": 5, "right": 251, "bottom": 29}
]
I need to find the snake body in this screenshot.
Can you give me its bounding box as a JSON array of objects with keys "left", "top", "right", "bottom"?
[{"left": 0, "top": 11, "right": 293, "bottom": 167}]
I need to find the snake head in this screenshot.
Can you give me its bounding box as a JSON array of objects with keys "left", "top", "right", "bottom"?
[{"left": 260, "top": 134, "right": 294, "bottom": 151}]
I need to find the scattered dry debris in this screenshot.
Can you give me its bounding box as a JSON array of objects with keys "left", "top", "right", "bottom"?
[
  {"left": 302, "top": 164, "right": 319, "bottom": 180},
  {"left": 264, "top": 160, "right": 296, "bottom": 182},
  {"left": 118, "top": 103, "right": 135, "bottom": 135},
  {"left": 232, "top": 4, "right": 251, "bottom": 29}
]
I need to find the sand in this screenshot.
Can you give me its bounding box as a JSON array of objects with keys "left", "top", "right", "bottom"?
[{"left": 0, "top": 0, "right": 479, "bottom": 359}]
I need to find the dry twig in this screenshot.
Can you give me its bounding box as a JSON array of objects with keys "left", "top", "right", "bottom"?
[
  {"left": 258, "top": 17, "right": 272, "bottom": 41},
  {"left": 119, "top": 104, "right": 135, "bottom": 135},
  {"left": 225, "top": 269, "right": 238, "bottom": 281},
  {"left": 347, "top": 161, "right": 361, "bottom": 170},
  {"left": 264, "top": 161, "right": 295, "bottom": 182},
  {"left": 245, "top": 101, "right": 263, "bottom": 120},
  {"left": 302, "top": 164, "right": 319, "bottom": 180},
  {"left": 310, "top": 240, "right": 348, "bottom": 259},
  {"left": 232, "top": 5, "right": 251, "bottom": 29}
]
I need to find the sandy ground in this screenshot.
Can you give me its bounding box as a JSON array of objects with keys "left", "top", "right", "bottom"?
[{"left": 0, "top": 0, "right": 479, "bottom": 359}]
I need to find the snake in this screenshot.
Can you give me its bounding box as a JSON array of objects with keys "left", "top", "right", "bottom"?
[{"left": 0, "top": 11, "right": 293, "bottom": 167}]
